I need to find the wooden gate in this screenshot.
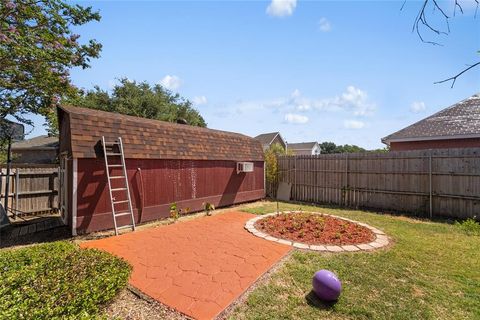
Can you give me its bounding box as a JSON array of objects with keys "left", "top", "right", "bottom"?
[{"left": 0, "top": 164, "right": 59, "bottom": 217}]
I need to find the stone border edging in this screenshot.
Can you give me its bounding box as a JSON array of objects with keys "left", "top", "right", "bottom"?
[{"left": 245, "top": 211, "right": 390, "bottom": 252}]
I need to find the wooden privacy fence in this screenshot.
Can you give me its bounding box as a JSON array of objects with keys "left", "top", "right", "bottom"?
[
  {"left": 271, "top": 148, "right": 480, "bottom": 219},
  {"left": 0, "top": 164, "right": 59, "bottom": 217}
]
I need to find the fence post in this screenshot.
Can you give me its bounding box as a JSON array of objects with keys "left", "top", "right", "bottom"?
[
  {"left": 294, "top": 156, "right": 297, "bottom": 201},
  {"left": 0, "top": 170, "right": 3, "bottom": 208},
  {"left": 14, "top": 169, "right": 19, "bottom": 219},
  {"left": 345, "top": 153, "right": 349, "bottom": 207},
  {"left": 429, "top": 150, "right": 433, "bottom": 219}
]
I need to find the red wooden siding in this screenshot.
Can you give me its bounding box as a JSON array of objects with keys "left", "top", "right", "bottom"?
[
  {"left": 75, "top": 158, "right": 264, "bottom": 233},
  {"left": 390, "top": 138, "right": 480, "bottom": 151}
]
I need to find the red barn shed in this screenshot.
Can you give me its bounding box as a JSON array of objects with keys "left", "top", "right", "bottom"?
[{"left": 57, "top": 106, "right": 264, "bottom": 235}]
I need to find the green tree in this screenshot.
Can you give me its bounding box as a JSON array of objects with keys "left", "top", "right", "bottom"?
[
  {"left": 319, "top": 142, "right": 337, "bottom": 154},
  {"left": 319, "top": 141, "right": 368, "bottom": 154},
  {"left": 0, "top": 0, "right": 102, "bottom": 130},
  {"left": 265, "top": 143, "right": 292, "bottom": 193},
  {"left": 336, "top": 144, "right": 366, "bottom": 154},
  {"left": 66, "top": 79, "right": 206, "bottom": 128}
]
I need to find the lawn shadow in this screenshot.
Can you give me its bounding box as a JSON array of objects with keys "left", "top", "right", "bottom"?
[
  {"left": 0, "top": 216, "right": 71, "bottom": 248},
  {"left": 305, "top": 290, "right": 338, "bottom": 310}
]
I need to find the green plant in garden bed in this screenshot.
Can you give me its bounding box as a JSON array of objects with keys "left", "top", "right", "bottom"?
[
  {"left": 0, "top": 241, "right": 131, "bottom": 319},
  {"left": 232, "top": 201, "right": 480, "bottom": 319}
]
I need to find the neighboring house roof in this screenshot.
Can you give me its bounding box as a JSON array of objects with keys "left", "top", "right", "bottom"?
[
  {"left": 382, "top": 93, "right": 480, "bottom": 145},
  {"left": 11, "top": 135, "right": 59, "bottom": 151},
  {"left": 287, "top": 142, "right": 318, "bottom": 151},
  {"left": 0, "top": 119, "right": 24, "bottom": 141},
  {"left": 58, "top": 105, "right": 264, "bottom": 161},
  {"left": 255, "top": 132, "right": 281, "bottom": 145}
]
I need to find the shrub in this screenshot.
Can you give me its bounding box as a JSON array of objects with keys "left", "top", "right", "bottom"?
[
  {"left": 203, "top": 202, "right": 215, "bottom": 216},
  {"left": 170, "top": 202, "right": 179, "bottom": 220},
  {"left": 455, "top": 218, "right": 480, "bottom": 236},
  {"left": 0, "top": 241, "right": 131, "bottom": 319}
]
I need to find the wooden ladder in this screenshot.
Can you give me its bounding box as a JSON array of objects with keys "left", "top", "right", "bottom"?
[{"left": 101, "top": 136, "right": 136, "bottom": 235}]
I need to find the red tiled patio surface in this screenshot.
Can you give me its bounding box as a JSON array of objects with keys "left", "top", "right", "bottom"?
[{"left": 81, "top": 211, "right": 291, "bottom": 319}]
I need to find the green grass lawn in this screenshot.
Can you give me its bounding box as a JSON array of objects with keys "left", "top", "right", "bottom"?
[
  {"left": 0, "top": 241, "right": 131, "bottom": 319},
  {"left": 230, "top": 201, "right": 480, "bottom": 320}
]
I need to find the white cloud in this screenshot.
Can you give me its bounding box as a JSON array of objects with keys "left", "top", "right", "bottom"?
[
  {"left": 285, "top": 113, "right": 309, "bottom": 124},
  {"left": 410, "top": 101, "right": 426, "bottom": 113},
  {"left": 266, "top": 0, "right": 297, "bottom": 17},
  {"left": 315, "top": 86, "right": 376, "bottom": 116},
  {"left": 192, "top": 96, "right": 208, "bottom": 105},
  {"left": 318, "top": 18, "right": 331, "bottom": 32},
  {"left": 288, "top": 86, "right": 375, "bottom": 116},
  {"left": 291, "top": 89, "right": 301, "bottom": 98},
  {"left": 159, "top": 75, "right": 181, "bottom": 90},
  {"left": 344, "top": 120, "right": 365, "bottom": 129},
  {"left": 232, "top": 86, "right": 375, "bottom": 129}
]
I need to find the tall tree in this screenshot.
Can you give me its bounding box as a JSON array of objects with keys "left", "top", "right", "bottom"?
[
  {"left": 319, "top": 141, "right": 368, "bottom": 154},
  {"left": 319, "top": 142, "right": 337, "bottom": 154},
  {"left": 0, "top": 0, "right": 102, "bottom": 129},
  {"left": 406, "top": 0, "right": 479, "bottom": 86},
  {"left": 66, "top": 79, "right": 207, "bottom": 128}
]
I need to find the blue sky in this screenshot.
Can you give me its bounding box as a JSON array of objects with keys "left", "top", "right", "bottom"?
[{"left": 29, "top": 0, "right": 479, "bottom": 149}]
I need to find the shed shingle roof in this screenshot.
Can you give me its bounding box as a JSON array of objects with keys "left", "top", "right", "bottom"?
[
  {"left": 382, "top": 93, "right": 480, "bottom": 144},
  {"left": 59, "top": 106, "right": 264, "bottom": 161}
]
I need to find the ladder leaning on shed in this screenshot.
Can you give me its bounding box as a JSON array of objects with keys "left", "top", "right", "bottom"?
[{"left": 101, "top": 136, "right": 136, "bottom": 235}]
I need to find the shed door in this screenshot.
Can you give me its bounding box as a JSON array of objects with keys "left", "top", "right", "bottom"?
[{"left": 59, "top": 155, "right": 68, "bottom": 225}]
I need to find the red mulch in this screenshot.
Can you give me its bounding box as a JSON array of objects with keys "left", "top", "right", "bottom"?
[{"left": 255, "top": 212, "right": 375, "bottom": 245}]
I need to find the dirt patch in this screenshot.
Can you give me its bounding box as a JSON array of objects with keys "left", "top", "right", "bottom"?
[
  {"left": 104, "top": 287, "right": 190, "bottom": 320},
  {"left": 255, "top": 212, "right": 375, "bottom": 245}
]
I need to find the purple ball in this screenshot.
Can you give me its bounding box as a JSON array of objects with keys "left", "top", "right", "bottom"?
[{"left": 312, "top": 269, "right": 342, "bottom": 301}]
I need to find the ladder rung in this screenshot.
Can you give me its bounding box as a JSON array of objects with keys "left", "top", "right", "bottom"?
[
  {"left": 111, "top": 188, "right": 127, "bottom": 192},
  {"left": 115, "top": 211, "right": 132, "bottom": 217},
  {"left": 104, "top": 141, "right": 119, "bottom": 145},
  {"left": 108, "top": 164, "right": 123, "bottom": 167},
  {"left": 117, "top": 224, "right": 134, "bottom": 230},
  {"left": 110, "top": 176, "right": 125, "bottom": 179},
  {"left": 106, "top": 152, "right": 122, "bottom": 156},
  {"left": 113, "top": 200, "right": 129, "bottom": 204}
]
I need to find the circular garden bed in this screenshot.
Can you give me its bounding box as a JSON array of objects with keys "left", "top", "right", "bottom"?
[
  {"left": 255, "top": 212, "right": 374, "bottom": 245},
  {"left": 245, "top": 211, "right": 389, "bottom": 252}
]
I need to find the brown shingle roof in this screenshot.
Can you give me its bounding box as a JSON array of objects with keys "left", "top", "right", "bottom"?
[
  {"left": 382, "top": 93, "right": 480, "bottom": 144},
  {"left": 59, "top": 105, "right": 264, "bottom": 161}
]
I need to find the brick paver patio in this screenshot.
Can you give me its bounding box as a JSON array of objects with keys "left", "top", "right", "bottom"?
[{"left": 81, "top": 211, "right": 291, "bottom": 319}]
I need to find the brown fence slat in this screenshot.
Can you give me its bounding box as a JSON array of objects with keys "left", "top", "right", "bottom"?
[{"left": 0, "top": 164, "right": 59, "bottom": 217}]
